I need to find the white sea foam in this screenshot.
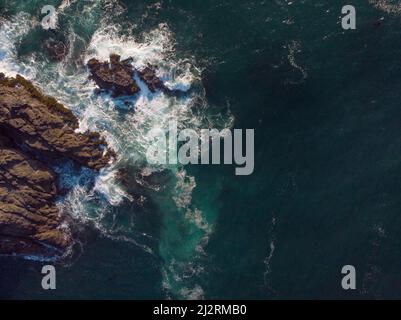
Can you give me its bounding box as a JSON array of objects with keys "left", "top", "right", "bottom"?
[
  {"left": 287, "top": 40, "right": 307, "bottom": 83},
  {"left": 0, "top": 13, "right": 38, "bottom": 78},
  {"left": 59, "top": 0, "right": 73, "bottom": 11},
  {"left": 174, "top": 170, "right": 211, "bottom": 233},
  {"left": 173, "top": 170, "right": 197, "bottom": 209},
  {"left": 54, "top": 161, "right": 94, "bottom": 190}
]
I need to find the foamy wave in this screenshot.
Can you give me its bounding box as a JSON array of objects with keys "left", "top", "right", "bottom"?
[
  {"left": 85, "top": 23, "right": 200, "bottom": 93},
  {"left": 94, "top": 166, "right": 133, "bottom": 206},
  {"left": 0, "top": 13, "right": 38, "bottom": 77},
  {"left": 54, "top": 161, "right": 94, "bottom": 190},
  {"left": 85, "top": 23, "right": 173, "bottom": 66},
  {"left": 59, "top": 182, "right": 154, "bottom": 255}
]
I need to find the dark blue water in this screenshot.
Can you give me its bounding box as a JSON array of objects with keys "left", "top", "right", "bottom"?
[{"left": 1, "top": 0, "right": 401, "bottom": 299}]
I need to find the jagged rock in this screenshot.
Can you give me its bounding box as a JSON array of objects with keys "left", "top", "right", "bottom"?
[
  {"left": 87, "top": 54, "right": 185, "bottom": 97},
  {"left": 138, "top": 64, "right": 185, "bottom": 97},
  {"left": 138, "top": 65, "right": 165, "bottom": 93},
  {"left": 0, "top": 73, "right": 114, "bottom": 258},
  {"left": 0, "top": 134, "right": 69, "bottom": 257},
  {"left": 43, "top": 39, "right": 69, "bottom": 62},
  {"left": 0, "top": 74, "right": 114, "bottom": 170},
  {"left": 87, "top": 54, "right": 140, "bottom": 97}
]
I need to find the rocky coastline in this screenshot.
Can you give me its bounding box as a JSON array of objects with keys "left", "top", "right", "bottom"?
[{"left": 0, "top": 73, "right": 113, "bottom": 259}]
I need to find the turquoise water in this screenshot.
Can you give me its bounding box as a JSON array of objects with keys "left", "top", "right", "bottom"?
[{"left": 1, "top": 0, "right": 401, "bottom": 299}]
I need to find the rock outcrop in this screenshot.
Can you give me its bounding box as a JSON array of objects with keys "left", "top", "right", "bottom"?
[
  {"left": 87, "top": 54, "right": 140, "bottom": 97},
  {"left": 87, "top": 54, "right": 184, "bottom": 97},
  {"left": 0, "top": 74, "right": 113, "bottom": 170},
  {"left": 0, "top": 73, "right": 114, "bottom": 259}
]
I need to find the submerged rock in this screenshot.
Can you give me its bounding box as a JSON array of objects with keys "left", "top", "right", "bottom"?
[
  {"left": 43, "top": 39, "right": 69, "bottom": 62},
  {"left": 0, "top": 73, "right": 114, "bottom": 259},
  {"left": 87, "top": 54, "right": 140, "bottom": 97}
]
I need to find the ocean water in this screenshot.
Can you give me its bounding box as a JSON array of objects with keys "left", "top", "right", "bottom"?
[{"left": 1, "top": 0, "right": 401, "bottom": 299}]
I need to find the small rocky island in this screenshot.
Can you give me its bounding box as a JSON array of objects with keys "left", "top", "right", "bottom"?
[
  {"left": 0, "top": 73, "right": 114, "bottom": 259},
  {"left": 87, "top": 54, "right": 140, "bottom": 97}
]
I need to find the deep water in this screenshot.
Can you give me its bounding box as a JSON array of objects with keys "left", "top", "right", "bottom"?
[{"left": 1, "top": 0, "right": 401, "bottom": 299}]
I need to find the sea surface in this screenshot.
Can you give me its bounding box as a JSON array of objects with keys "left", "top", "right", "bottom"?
[{"left": 1, "top": 0, "right": 401, "bottom": 299}]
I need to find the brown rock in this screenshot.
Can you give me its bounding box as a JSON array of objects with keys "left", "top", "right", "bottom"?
[
  {"left": 138, "top": 65, "right": 165, "bottom": 93},
  {"left": 0, "top": 74, "right": 115, "bottom": 258},
  {"left": 87, "top": 54, "right": 140, "bottom": 97},
  {"left": 87, "top": 54, "right": 186, "bottom": 97},
  {"left": 0, "top": 74, "right": 113, "bottom": 170}
]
